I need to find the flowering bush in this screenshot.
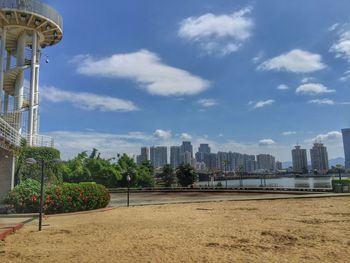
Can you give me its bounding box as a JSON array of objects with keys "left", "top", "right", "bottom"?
[{"left": 5, "top": 180, "right": 110, "bottom": 214}]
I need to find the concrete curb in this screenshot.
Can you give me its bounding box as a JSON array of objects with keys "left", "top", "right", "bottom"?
[
  {"left": 0, "top": 223, "right": 23, "bottom": 240},
  {"left": 45, "top": 207, "right": 117, "bottom": 218}
]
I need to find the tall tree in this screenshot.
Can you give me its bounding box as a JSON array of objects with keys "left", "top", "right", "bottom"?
[
  {"left": 176, "top": 164, "right": 197, "bottom": 187},
  {"left": 161, "top": 164, "right": 175, "bottom": 187}
]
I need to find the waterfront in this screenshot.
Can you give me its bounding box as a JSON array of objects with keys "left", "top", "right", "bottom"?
[{"left": 197, "top": 176, "right": 349, "bottom": 189}]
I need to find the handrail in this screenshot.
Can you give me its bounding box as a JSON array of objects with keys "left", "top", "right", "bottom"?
[
  {"left": 0, "top": 0, "right": 63, "bottom": 30},
  {"left": 0, "top": 115, "right": 21, "bottom": 147}
]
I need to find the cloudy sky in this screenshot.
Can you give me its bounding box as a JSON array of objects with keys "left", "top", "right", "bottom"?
[{"left": 41, "top": 0, "right": 350, "bottom": 161}]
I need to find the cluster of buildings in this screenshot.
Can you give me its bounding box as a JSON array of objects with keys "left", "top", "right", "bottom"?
[
  {"left": 291, "top": 143, "right": 329, "bottom": 174},
  {"left": 136, "top": 142, "right": 280, "bottom": 173},
  {"left": 291, "top": 128, "right": 350, "bottom": 174},
  {"left": 136, "top": 128, "right": 350, "bottom": 174}
]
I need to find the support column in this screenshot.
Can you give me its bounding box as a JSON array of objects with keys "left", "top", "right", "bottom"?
[
  {"left": 28, "top": 32, "right": 38, "bottom": 146},
  {"left": 0, "top": 149, "right": 15, "bottom": 201},
  {"left": 4, "top": 51, "right": 11, "bottom": 113},
  {"left": 0, "top": 28, "right": 6, "bottom": 113},
  {"left": 14, "top": 32, "right": 27, "bottom": 133}
]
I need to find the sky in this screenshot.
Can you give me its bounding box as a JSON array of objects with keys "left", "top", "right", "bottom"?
[{"left": 38, "top": 0, "right": 350, "bottom": 161}]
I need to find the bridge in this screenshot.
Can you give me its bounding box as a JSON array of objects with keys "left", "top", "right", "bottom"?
[{"left": 0, "top": 0, "right": 62, "bottom": 200}]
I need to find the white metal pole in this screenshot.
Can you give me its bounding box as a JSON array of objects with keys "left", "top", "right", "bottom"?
[
  {"left": 28, "top": 32, "right": 38, "bottom": 146},
  {"left": 0, "top": 28, "right": 6, "bottom": 113},
  {"left": 4, "top": 51, "right": 11, "bottom": 113}
]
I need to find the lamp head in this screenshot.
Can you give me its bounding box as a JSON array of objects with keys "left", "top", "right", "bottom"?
[{"left": 26, "top": 158, "right": 37, "bottom": 165}]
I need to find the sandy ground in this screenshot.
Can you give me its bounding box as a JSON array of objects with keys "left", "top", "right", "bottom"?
[{"left": 1, "top": 197, "right": 350, "bottom": 263}]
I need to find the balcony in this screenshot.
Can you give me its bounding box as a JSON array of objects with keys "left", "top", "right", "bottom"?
[{"left": 0, "top": 0, "right": 63, "bottom": 30}]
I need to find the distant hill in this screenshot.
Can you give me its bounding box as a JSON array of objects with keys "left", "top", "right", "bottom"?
[
  {"left": 282, "top": 157, "right": 345, "bottom": 169},
  {"left": 329, "top": 157, "right": 345, "bottom": 167}
]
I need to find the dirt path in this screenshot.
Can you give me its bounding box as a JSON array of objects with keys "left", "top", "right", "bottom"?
[{"left": 1, "top": 197, "right": 350, "bottom": 262}]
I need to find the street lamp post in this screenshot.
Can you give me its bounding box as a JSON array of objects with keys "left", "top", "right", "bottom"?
[
  {"left": 126, "top": 174, "right": 131, "bottom": 207},
  {"left": 25, "top": 158, "right": 61, "bottom": 231}
]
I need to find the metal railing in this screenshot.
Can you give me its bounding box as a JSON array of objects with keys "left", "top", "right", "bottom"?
[
  {"left": 22, "top": 133, "right": 54, "bottom": 147},
  {"left": 0, "top": 115, "right": 21, "bottom": 147},
  {"left": 0, "top": 0, "right": 63, "bottom": 30}
]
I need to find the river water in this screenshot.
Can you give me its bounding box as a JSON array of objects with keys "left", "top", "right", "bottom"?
[{"left": 196, "top": 176, "right": 347, "bottom": 189}]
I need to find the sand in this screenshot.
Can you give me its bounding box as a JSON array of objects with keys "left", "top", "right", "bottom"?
[{"left": 1, "top": 197, "right": 350, "bottom": 263}]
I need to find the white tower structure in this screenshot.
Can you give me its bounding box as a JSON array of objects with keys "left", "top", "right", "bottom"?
[
  {"left": 0, "top": 0, "right": 62, "bottom": 146},
  {"left": 0, "top": 0, "right": 62, "bottom": 199}
]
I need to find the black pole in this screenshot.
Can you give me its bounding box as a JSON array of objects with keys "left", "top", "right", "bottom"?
[
  {"left": 39, "top": 160, "right": 45, "bottom": 231},
  {"left": 127, "top": 182, "right": 130, "bottom": 207},
  {"left": 338, "top": 169, "right": 342, "bottom": 181}
]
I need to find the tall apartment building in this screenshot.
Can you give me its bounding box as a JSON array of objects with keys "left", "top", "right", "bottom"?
[
  {"left": 180, "top": 141, "right": 193, "bottom": 165},
  {"left": 291, "top": 146, "right": 308, "bottom": 173},
  {"left": 257, "top": 154, "right": 276, "bottom": 171},
  {"left": 170, "top": 146, "right": 181, "bottom": 169},
  {"left": 310, "top": 143, "right": 329, "bottom": 174},
  {"left": 207, "top": 153, "right": 218, "bottom": 171},
  {"left": 244, "top": 154, "right": 256, "bottom": 173},
  {"left": 181, "top": 141, "right": 193, "bottom": 157},
  {"left": 342, "top": 128, "right": 350, "bottom": 169},
  {"left": 150, "top": 146, "right": 168, "bottom": 168},
  {"left": 217, "top": 152, "right": 230, "bottom": 172},
  {"left": 275, "top": 161, "right": 283, "bottom": 171},
  {"left": 198, "top": 144, "right": 210, "bottom": 154}
]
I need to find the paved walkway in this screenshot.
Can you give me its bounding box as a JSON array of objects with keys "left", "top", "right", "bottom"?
[
  {"left": 0, "top": 216, "right": 36, "bottom": 240},
  {"left": 109, "top": 191, "right": 350, "bottom": 207}
]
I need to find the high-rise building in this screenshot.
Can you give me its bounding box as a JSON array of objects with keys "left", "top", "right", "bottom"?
[
  {"left": 170, "top": 146, "right": 181, "bottom": 169},
  {"left": 342, "top": 128, "right": 350, "bottom": 169},
  {"left": 150, "top": 146, "right": 168, "bottom": 168},
  {"left": 207, "top": 153, "right": 217, "bottom": 171},
  {"left": 244, "top": 155, "right": 256, "bottom": 173},
  {"left": 181, "top": 141, "right": 193, "bottom": 156},
  {"left": 217, "top": 152, "right": 230, "bottom": 171},
  {"left": 257, "top": 154, "right": 276, "bottom": 171},
  {"left": 182, "top": 151, "right": 193, "bottom": 165},
  {"left": 195, "top": 144, "right": 211, "bottom": 169},
  {"left": 198, "top": 144, "right": 211, "bottom": 154},
  {"left": 275, "top": 161, "right": 283, "bottom": 171},
  {"left": 310, "top": 143, "right": 329, "bottom": 174},
  {"left": 292, "top": 146, "right": 308, "bottom": 173}
]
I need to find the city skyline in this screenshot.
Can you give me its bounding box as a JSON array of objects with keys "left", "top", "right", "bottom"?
[
  {"left": 35, "top": 1, "right": 349, "bottom": 161},
  {"left": 135, "top": 140, "right": 343, "bottom": 171}
]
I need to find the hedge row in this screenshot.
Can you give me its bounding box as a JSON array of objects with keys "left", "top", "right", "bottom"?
[{"left": 5, "top": 180, "right": 110, "bottom": 214}]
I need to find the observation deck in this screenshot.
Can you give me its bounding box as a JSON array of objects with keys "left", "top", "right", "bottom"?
[{"left": 0, "top": 0, "right": 63, "bottom": 50}]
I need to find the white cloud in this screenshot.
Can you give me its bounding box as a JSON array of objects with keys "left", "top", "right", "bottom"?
[
  {"left": 282, "top": 131, "right": 296, "bottom": 136},
  {"left": 311, "top": 131, "right": 342, "bottom": 142},
  {"left": 296, "top": 83, "right": 335, "bottom": 95},
  {"left": 41, "top": 86, "right": 138, "bottom": 112},
  {"left": 329, "top": 23, "right": 339, "bottom": 32},
  {"left": 258, "top": 49, "right": 326, "bottom": 73},
  {"left": 308, "top": 98, "right": 350, "bottom": 105},
  {"left": 153, "top": 129, "right": 172, "bottom": 140},
  {"left": 197, "top": 98, "right": 218, "bottom": 107},
  {"left": 178, "top": 7, "right": 253, "bottom": 56},
  {"left": 73, "top": 50, "right": 209, "bottom": 96},
  {"left": 301, "top": 77, "right": 316, "bottom": 83},
  {"left": 180, "top": 133, "right": 192, "bottom": 140},
  {"left": 251, "top": 99, "right": 275, "bottom": 109},
  {"left": 330, "top": 30, "right": 350, "bottom": 61},
  {"left": 339, "top": 70, "right": 350, "bottom": 82},
  {"left": 308, "top": 98, "right": 335, "bottom": 105},
  {"left": 259, "top": 139, "right": 276, "bottom": 147},
  {"left": 277, "top": 84, "right": 289, "bottom": 90}
]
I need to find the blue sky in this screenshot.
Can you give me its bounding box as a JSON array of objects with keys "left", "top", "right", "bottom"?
[{"left": 39, "top": 0, "right": 350, "bottom": 161}]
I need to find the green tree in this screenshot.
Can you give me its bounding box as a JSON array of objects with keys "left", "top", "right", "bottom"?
[
  {"left": 176, "top": 164, "right": 197, "bottom": 187},
  {"left": 161, "top": 164, "right": 175, "bottom": 187},
  {"left": 14, "top": 143, "right": 62, "bottom": 185}
]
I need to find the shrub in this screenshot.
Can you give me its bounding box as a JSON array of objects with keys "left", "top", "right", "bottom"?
[
  {"left": 5, "top": 179, "right": 41, "bottom": 213},
  {"left": 5, "top": 180, "right": 110, "bottom": 214},
  {"left": 332, "top": 178, "right": 350, "bottom": 192}
]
